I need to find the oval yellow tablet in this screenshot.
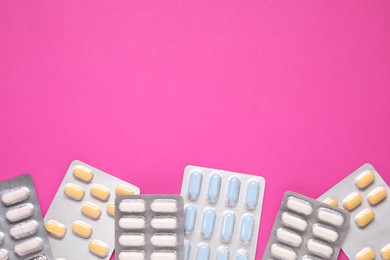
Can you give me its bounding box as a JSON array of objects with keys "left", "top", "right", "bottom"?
[
  {"left": 89, "top": 239, "right": 109, "bottom": 258},
  {"left": 107, "top": 203, "right": 115, "bottom": 217},
  {"left": 356, "top": 247, "right": 376, "bottom": 260},
  {"left": 73, "top": 165, "right": 94, "bottom": 183},
  {"left": 343, "top": 192, "right": 362, "bottom": 211},
  {"left": 355, "top": 171, "right": 375, "bottom": 190},
  {"left": 381, "top": 243, "right": 390, "bottom": 260},
  {"left": 71, "top": 220, "right": 92, "bottom": 238},
  {"left": 367, "top": 187, "right": 387, "bottom": 206},
  {"left": 64, "top": 183, "right": 85, "bottom": 201},
  {"left": 115, "top": 185, "right": 135, "bottom": 196},
  {"left": 45, "top": 220, "right": 67, "bottom": 239},
  {"left": 323, "top": 197, "right": 339, "bottom": 207},
  {"left": 90, "top": 184, "right": 110, "bottom": 202},
  {"left": 81, "top": 202, "right": 101, "bottom": 220},
  {"left": 355, "top": 209, "right": 375, "bottom": 228}
]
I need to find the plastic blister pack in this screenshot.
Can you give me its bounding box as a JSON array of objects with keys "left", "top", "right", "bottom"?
[
  {"left": 44, "top": 160, "right": 140, "bottom": 259},
  {"left": 180, "top": 165, "right": 266, "bottom": 260},
  {"left": 0, "top": 174, "right": 53, "bottom": 260},
  {"left": 263, "top": 191, "right": 350, "bottom": 260}
]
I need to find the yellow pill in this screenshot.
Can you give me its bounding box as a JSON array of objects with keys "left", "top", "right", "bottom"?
[
  {"left": 367, "top": 187, "right": 387, "bottom": 206},
  {"left": 323, "top": 197, "right": 339, "bottom": 207},
  {"left": 343, "top": 192, "right": 363, "bottom": 211},
  {"left": 355, "top": 209, "right": 375, "bottom": 228},
  {"left": 45, "top": 220, "right": 67, "bottom": 239},
  {"left": 88, "top": 239, "right": 109, "bottom": 258},
  {"left": 73, "top": 165, "right": 94, "bottom": 183},
  {"left": 115, "top": 185, "right": 135, "bottom": 196},
  {"left": 356, "top": 247, "right": 376, "bottom": 260},
  {"left": 90, "top": 184, "right": 110, "bottom": 202},
  {"left": 381, "top": 243, "right": 390, "bottom": 260},
  {"left": 107, "top": 203, "right": 115, "bottom": 217},
  {"left": 81, "top": 202, "right": 101, "bottom": 220},
  {"left": 355, "top": 171, "right": 375, "bottom": 190},
  {"left": 71, "top": 220, "right": 92, "bottom": 238},
  {"left": 64, "top": 183, "right": 85, "bottom": 201}
]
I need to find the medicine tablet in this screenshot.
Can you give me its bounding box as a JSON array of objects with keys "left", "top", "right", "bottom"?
[
  {"left": 220, "top": 211, "right": 235, "bottom": 243},
  {"left": 236, "top": 249, "right": 249, "bottom": 260},
  {"left": 88, "top": 239, "right": 109, "bottom": 258},
  {"left": 343, "top": 192, "right": 362, "bottom": 211},
  {"left": 207, "top": 173, "right": 221, "bottom": 204},
  {"left": 355, "top": 171, "right": 375, "bottom": 190},
  {"left": 151, "top": 217, "right": 178, "bottom": 230},
  {"left": 119, "top": 199, "right": 146, "bottom": 213},
  {"left": 355, "top": 209, "right": 375, "bottom": 228},
  {"left": 45, "top": 220, "right": 67, "bottom": 239},
  {"left": 216, "top": 246, "right": 229, "bottom": 260},
  {"left": 196, "top": 243, "right": 210, "bottom": 260},
  {"left": 119, "top": 217, "right": 146, "bottom": 230},
  {"left": 0, "top": 249, "right": 8, "bottom": 260},
  {"left": 240, "top": 214, "right": 255, "bottom": 245},
  {"left": 71, "top": 220, "right": 92, "bottom": 239},
  {"left": 150, "top": 199, "right": 178, "bottom": 213},
  {"left": 187, "top": 171, "right": 203, "bottom": 201},
  {"left": 118, "top": 251, "right": 145, "bottom": 260},
  {"left": 281, "top": 212, "right": 308, "bottom": 231},
  {"left": 73, "top": 165, "right": 94, "bottom": 183},
  {"left": 312, "top": 224, "right": 339, "bottom": 243},
  {"left": 119, "top": 234, "right": 145, "bottom": 247},
  {"left": 0, "top": 232, "right": 4, "bottom": 245},
  {"left": 115, "top": 185, "right": 136, "bottom": 196},
  {"left": 6, "top": 203, "right": 35, "bottom": 223},
  {"left": 245, "top": 180, "right": 260, "bottom": 210},
  {"left": 90, "top": 184, "right": 110, "bottom": 202},
  {"left": 1, "top": 187, "right": 30, "bottom": 206},
  {"left": 356, "top": 247, "right": 376, "bottom": 260},
  {"left": 381, "top": 243, "right": 390, "bottom": 260},
  {"left": 150, "top": 234, "right": 178, "bottom": 247},
  {"left": 107, "top": 203, "right": 115, "bottom": 217},
  {"left": 270, "top": 244, "right": 297, "bottom": 260},
  {"left": 276, "top": 228, "right": 303, "bottom": 247},
  {"left": 286, "top": 197, "right": 313, "bottom": 216},
  {"left": 81, "top": 202, "right": 101, "bottom": 220},
  {"left": 10, "top": 220, "right": 39, "bottom": 239},
  {"left": 317, "top": 207, "right": 345, "bottom": 227},
  {"left": 307, "top": 239, "right": 334, "bottom": 258},
  {"left": 14, "top": 237, "right": 43, "bottom": 256},
  {"left": 226, "top": 176, "right": 241, "bottom": 207},
  {"left": 184, "top": 204, "right": 197, "bottom": 235},
  {"left": 150, "top": 251, "right": 177, "bottom": 260},
  {"left": 201, "top": 208, "right": 216, "bottom": 239},
  {"left": 367, "top": 187, "right": 387, "bottom": 206},
  {"left": 323, "top": 198, "right": 339, "bottom": 208},
  {"left": 63, "top": 183, "right": 85, "bottom": 201}
]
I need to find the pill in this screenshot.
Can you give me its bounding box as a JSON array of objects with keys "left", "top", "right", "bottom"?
[
  {"left": 73, "top": 165, "right": 94, "bottom": 183},
  {"left": 276, "top": 228, "right": 303, "bottom": 247},
  {"left": 150, "top": 251, "right": 177, "bottom": 260},
  {"left": 184, "top": 241, "right": 191, "bottom": 260},
  {"left": 226, "top": 176, "right": 241, "bottom": 207},
  {"left": 220, "top": 210, "right": 235, "bottom": 243},
  {"left": 71, "top": 220, "right": 92, "bottom": 238},
  {"left": 343, "top": 192, "right": 362, "bottom": 211},
  {"left": 151, "top": 199, "right": 178, "bottom": 213},
  {"left": 323, "top": 197, "right": 339, "bottom": 207},
  {"left": 245, "top": 180, "right": 260, "bottom": 210},
  {"left": 151, "top": 217, "right": 178, "bottom": 230},
  {"left": 119, "top": 199, "right": 146, "bottom": 213},
  {"left": 356, "top": 247, "right": 376, "bottom": 260},
  {"left": 0, "top": 249, "right": 8, "bottom": 260},
  {"left": 381, "top": 243, "right": 390, "bottom": 260},
  {"left": 119, "top": 234, "right": 145, "bottom": 247},
  {"left": 355, "top": 170, "right": 375, "bottom": 189},
  {"left": 236, "top": 250, "right": 249, "bottom": 260},
  {"left": 281, "top": 212, "right": 308, "bottom": 231},
  {"left": 216, "top": 246, "right": 229, "bottom": 260},
  {"left": 1, "top": 187, "right": 30, "bottom": 206},
  {"left": 6, "top": 203, "right": 34, "bottom": 223},
  {"left": 271, "top": 244, "right": 297, "bottom": 260},
  {"left": 115, "top": 185, "right": 136, "bottom": 196},
  {"left": 118, "top": 251, "right": 145, "bottom": 260},
  {"left": 14, "top": 237, "right": 43, "bottom": 256},
  {"left": 196, "top": 244, "right": 210, "bottom": 260},
  {"left": 187, "top": 171, "right": 203, "bottom": 201},
  {"left": 90, "top": 184, "right": 110, "bottom": 202},
  {"left": 355, "top": 209, "right": 375, "bottom": 228},
  {"left": 317, "top": 207, "right": 345, "bottom": 227},
  {"left": 119, "top": 216, "right": 146, "bottom": 229},
  {"left": 312, "top": 224, "right": 339, "bottom": 242},
  {"left": 286, "top": 196, "right": 313, "bottom": 216},
  {"left": 63, "top": 183, "right": 84, "bottom": 201},
  {"left": 307, "top": 239, "right": 334, "bottom": 258},
  {"left": 45, "top": 220, "right": 67, "bottom": 239},
  {"left": 184, "top": 204, "right": 197, "bottom": 235},
  {"left": 81, "top": 202, "right": 101, "bottom": 220},
  {"left": 207, "top": 173, "right": 222, "bottom": 204},
  {"left": 0, "top": 232, "right": 3, "bottom": 245},
  {"left": 302, "top": 255, "right": 320, "bottom": 260},
  {"left": 151, "top": 234, "right": 178, "bottom": 247},
  {"left": 240, "top": 214, "right": 254, "bottom": 245},
  {"left": 10, "top": 220, "right": 39, "bottom": 239},
  {"left": 367, "top": 186, "right": 387, "bottom": 206},
  {"left": 88, "top": 240, "right": 109, "bottom": 258},
  {"left": 201, "top": 208, "right": 216, "bottom": 239},
  {"left": 107, "top": 203, "right": 115, "bottom": 217}
]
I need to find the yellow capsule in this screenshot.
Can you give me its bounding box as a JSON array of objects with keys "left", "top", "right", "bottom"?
[
  {"left": 107, "top": 203, "right": 115, "bottom": 217},
  {"left": 88, "top": 239, "right": 109, "bottom": 258},
  {"left": 81, "top": 202, "right": 101, "bottom": 220},
  {"left": 381, "top": 243, "right": 390, "bottom": 260},
  {"left": 45, "top": 220, "right": 67, "bottom": 239},
  {"left": 71, "top": 220, "right": 92, "bottom": 238},
  {"left": 73, "top": 165, "right": 94, "bottom": 183},
  {"left": 323, "top": 197, "right": 339, "bottom": 207},
  {"left": 64, "top": 183, "right": 85, "bottom": 201},
  {"left": 115, "top": 185, "right": 135, "bottom": 196},
  {"left": 355, "top": 171, "right": 375, "bottom": 190},
  {"left": 90, "top": 184, "right": 110, "bottom": 202},
  {"left": 343, "top": 192, "right": 363, "bottom": 211},
  {"left": 356, "top": 247, "right": 376, "bottom": 260},
  {"left": 355, "top": 209, "right": 375, "bottom": 228},
  {"left": 367, "top": 187, "right": 387, "bottom": 206}
]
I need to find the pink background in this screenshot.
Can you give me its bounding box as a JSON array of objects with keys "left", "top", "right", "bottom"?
[{"left": 1, "top": 1, "right": 390, "bottom": 259}]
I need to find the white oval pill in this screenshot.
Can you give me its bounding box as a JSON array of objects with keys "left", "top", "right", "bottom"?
[
  {"left": 151, "top": 199, "right": 178, "bottom": 213},
  {"left": 119, "top": 234, "right": 145, "bottom": 247},
  {"left": 6, "top": 203, "right": 34, "bottom": 223},
  {"left": 2, "top": 187, "right": 30, "bottom": 206},
  {"left": 281, "top": 212, "right": 308, "bottom": 231},
  {"left": 119, "top": 217, "right": 146, "bottom": 230},
  {"left": 271, "top": 244, "right": 297, "bottom": 260},
  {"left": 151, "top": 217, "right": 178, "bottom": 230},
  {"left": 276, "top": 228, "right": 303, "bottom": 247},
  {"left": 14, "top": 237, "right": 43, "bottom": 256},
  {"left": 307, "top": 239, "right": 334, "bottom": 258},
  {"left": 118, "top": 251, "right": 145, "bottom": 260},
  {"left": 119, "top": 200, "right": 146, "bottom": 213},
  {"left": 10, "top": 220, "right": 39, "bottom": 239},
  {"left": 312, "top": 224, "right": 339, "bottom": 242},
  {"left": 150, "top": 251, "right": 177, "bottom": 260},
  {"left": 150, "top": 234, "right": 178, "bottom": 247},
  {"left": 317, "top": 207, "right": 345, "bottom": 227},
  {"left": 0, "top": 232, "right": 4, "bottom": 245},
  {"left": 286, "top": 196, "right": 313, "bottom": 216},
  {"left": 0, "top": 249, "right": 8, "bottom": 260}
]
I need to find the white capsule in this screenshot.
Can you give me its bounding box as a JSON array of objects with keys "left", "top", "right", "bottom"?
[
  {"left": 312, "top": 224, "right": 339, "bottom": 242},
  {"left": 281, "top": 212, "right": 308, "bottom": 231},
  {"left": 0, "top": 232, "right": 4, "bottom": 245},
  {"left": 1, "top": 187, "right": 30, "bottom": 206},
  {"left": 119, "top": 217, "right": 146, "bottom": 230},
  {"left": 118, "top": 251, "right": 145, "bottom": 260},
  {"left": 271, "top": 244, "right": 297, "bottom": 260},
  {"left": 6, "top": 203, "right": 34, "bottom": 223},
  {"left": 119, "top": 200, "right": 146, "bottom": 213},
  {"left": 119, "top": 234, "right": 145, "bottom": 247},
  {"left": 150, "top": 251, "right": 177, "bottom": 260},
  {"left": 150, "top": 234, "right": 178, "bottom": 247},
  {"left": 0, "top": 249, "right": 8, "bottom": 260},
  {"left": 151, "top": 217, "right": 178, "bottom": 230},
  {"left": 276, "top": 228, "right": 303, "bottom": 247},
  {"left": 14, "top": 237, "right": 43, "bottom": 256},
  {"left": 286, "top": 196, "right": 313, "bottom": 216},
  {"left": 317, "top": 207, "right": 345, "bottom": 227},
  {"left": 307, "top": 239, "right": 334, "bottom": 258},
  {"left": 151, "top": 199, "right": 178, "bottom": 213},
  {"left": 10, "top": 220, "right": 39, "bottom": 239}
]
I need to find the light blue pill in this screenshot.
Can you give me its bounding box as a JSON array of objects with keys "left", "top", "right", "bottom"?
[
  {"left": 245, "top": 180, "right": 260, "bottom": 210},
  {"left": 220, "top": 211, "right": 235, "bottom": 242},
  {"left": 216, "top": 246, "right": 230, "bottom": 260},
  {"left": 184, "top": 241, "right": 191, "bottom": 260},
  {"left": 187, "top": 171, "right": 203, "bottom": 201},
  {"left": 196, "top": 243, "right": 210, "bottom": 260},
  {"left": 207, "top": 173, "right": 222, "bottom": 204},
  {"left": 236, "top": 250, "right": 249, "bottom": 260},
  {"left": 226, "top": 177, "right": 241, "bottom": 207},
  {"left": 201, "top": 208, "right": 216, "bottom": 239},
  {"left": 184, "top": 204, "right": 197, "bottom": 235},
  {"left": 240, "top": 214, "right": 254, "bottom": 245}
]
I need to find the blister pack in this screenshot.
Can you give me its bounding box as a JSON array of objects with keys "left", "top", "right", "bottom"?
[
  {"left": 318, "top": 163, "right": 390, "bottom": 260},
  {"left": 263, "top": 191, "right": 350, "bottom": 260},
  {"left": 115, "top": 195, "right": 184, "bottom": 260},
  {"left": 44, "top": 160, "right": 140, "bottom": 259},
  {"left": 180, "top": 165, "right": 266, "bottom": 260},
  {"left": 0, "top": 174, "right": 53, "bottom": 260}
]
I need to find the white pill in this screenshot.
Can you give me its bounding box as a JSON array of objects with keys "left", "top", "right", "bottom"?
[
  {"left": 151, "top": 217, "right": 178, "bottom": 230},
  {"left": 119, "top": 200, "right": 146, "bottom": 213},
  {"left": 150, "top": 251, "right": 177, "bottom": 260},
  {"left": 307, "top": 239, "right": 334, "bottom": 258},
  {"left": 6, "top": 203, "right": 34, "bottom": 223},
  {"left": 118, "top": 251, "right": 145, "bottom": 260},
  {"left": 151, "top": 199, "right": 178, "bottom": 213},
  {"left": 1, "top": 187, "right": 30, "bottom": 206},
  {"left": 281, "top": 212, "right": 308, "bottom": 231},
  {"left": 119, "top": 234, "right": 145, "bottom": 247},
  {"left": 10, "top": 220, "right": 39, "bottom": 239},
  {"left": 317, "top": 207, "right": 345, "bottom": 227},
  {"left": 14, "top": 237, "right": 43, "bottom": 256},
  {"left": 271, "top": 244, "right": 297, "bottom": 260},
  {"left": 312, "top": 224, "right": 339, "bottom": 242},
  {"left": 276, "top": 228, "right": 303, "bottom": 247},
  {"left": 286, "top": 196, "right": 313, "bottom": 216},
  {"left": 0, "top": 249, "right": 8, "bottom": 260},
  {"left": 150, "top": 234, "right": 178, "bottom": 247},
  {"left": 119, "top": 217, "right": 146, "bottom": 230}
]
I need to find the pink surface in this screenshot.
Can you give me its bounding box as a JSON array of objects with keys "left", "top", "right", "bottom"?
[{"left": 1, "top": 1, "right": 390, "bottom": 259}]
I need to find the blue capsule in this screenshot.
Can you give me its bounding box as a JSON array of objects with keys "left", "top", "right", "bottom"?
[
  {"left": 187, "top": 171, "right": 203, "bottom": 201},
  {"left": 201, "top": 208, "right": 216, "bottom": 239},
  {"left": 184, "top": 241, "right": 191, "bottom": 260},
  {"left": 184, "top": 204, "right": 197, "bottom": 235},
  {"left": 240, "top": 214, "right": 254, "bottom": 245},
  {"left": 207, "top": 173, "right": 222, "bottom": 204},
  {"left": 245, "top": 180, "right": 260, "bottom": 210},
  {"left": 236, "top": 250, "right": 249, "bottom": 260},
  {"left": 216, "top": 246, "right": 230, "bottom": 260},
  {"left": 220, "top": 211, "right": 235, "bottom": 242},
  {"left": 226, "top": 177, "right": 241, "bottom": 207},
  {"left": 196, "top": 243, "right": 210, "bottom": 260}
]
